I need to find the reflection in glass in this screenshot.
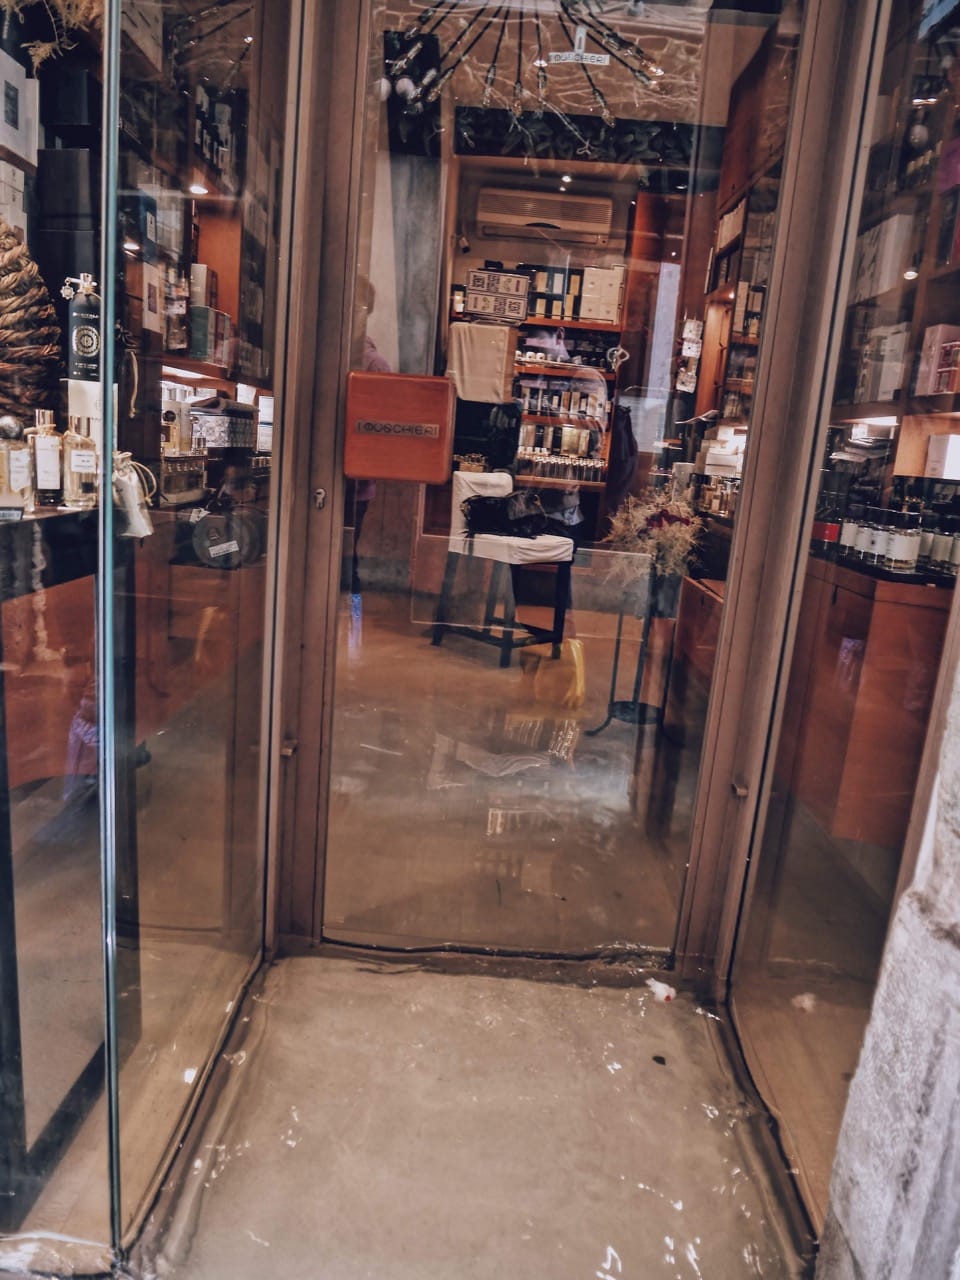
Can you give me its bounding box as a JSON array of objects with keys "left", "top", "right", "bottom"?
[
  {"left": 733, "top": 0, "right": 957, "bottom": 1231},
  {"left": 326, "top": 2, "right": 805, "bottom": 952}
]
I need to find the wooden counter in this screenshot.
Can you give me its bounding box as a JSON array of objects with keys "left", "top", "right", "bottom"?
[{"left": 776, "top": 556, "right": 950, "bottom": 849}]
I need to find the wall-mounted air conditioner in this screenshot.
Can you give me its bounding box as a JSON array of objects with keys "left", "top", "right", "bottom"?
[{"left": 475, "top": 187, "right": 614, "bottom": 246}]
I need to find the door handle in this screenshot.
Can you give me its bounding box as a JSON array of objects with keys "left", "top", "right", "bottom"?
[{"left": 314, "top": 487, "right": 327, "bottom": 510}]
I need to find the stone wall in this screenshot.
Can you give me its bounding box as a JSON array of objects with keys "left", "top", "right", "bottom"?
[{"left": 816, "top": 670, "right": 960, "bottom": 1279}]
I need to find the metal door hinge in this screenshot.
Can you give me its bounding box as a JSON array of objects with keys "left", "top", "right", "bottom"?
[
  {"left": 280, "top": 739, "right": 299, "bottom": 758},
  {"left": 313, "top": 487, "right": 327, "bottom": 510},
  {"left": 730, "top": 780, "right": 749, "bottom": 799}
]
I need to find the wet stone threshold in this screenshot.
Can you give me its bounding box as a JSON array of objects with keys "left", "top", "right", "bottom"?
[{"left": 120, "top": 952, "right": 817, "bottom": 1280}]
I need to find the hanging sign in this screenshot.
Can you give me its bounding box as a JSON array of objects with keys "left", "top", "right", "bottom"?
[{"left": 345, "top": 372, "right": 455, "bottom": 484}]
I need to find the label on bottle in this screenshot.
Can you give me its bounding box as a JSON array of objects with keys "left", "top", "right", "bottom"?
[
  {"left": 70, "top": 449, "right": 97, "bottom": 474},
  {"left": 855, "top": 525, "right": 873, "bottom": 554},
  {"left": 887, "top": 533, "right": 919, "bottom": 568},
  {"left": 867, "top": 528, "right": 887, "bottom": 560},
  {"left": 919, "top": 530, "right": 935, "bottom": 558},
  {"left": 932, "top": 533, "right": 952, "bottom": 563},
  {"left": 839, "top": 519, "right": 859, "bottom": 549},
  {"left": 34, "top": 436, "right": 61, "bottom": 491},
  {"left": 8, "top": 450, "right": 30, "bottom": 491}
]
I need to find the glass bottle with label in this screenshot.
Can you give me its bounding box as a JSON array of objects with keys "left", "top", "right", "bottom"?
[
  {"left": 26, "top": 409, "right": 63, "bottom": 508},
  {"left": 62, "top": 416, "right": 99, "bottom": 510},
  {"left": 0, "top": 415, "right": 33, "bottom": 513}
]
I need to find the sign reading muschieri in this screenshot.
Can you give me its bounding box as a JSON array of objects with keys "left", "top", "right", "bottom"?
[
  {"left": 355, "top": 420, "right": 440, "bottom": 439},
  {"left": 345, "top": 371, "right": 455, "bottom": 483}
]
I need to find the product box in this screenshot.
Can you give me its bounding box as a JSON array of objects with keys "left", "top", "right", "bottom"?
[
  {"left": 851, "top": 214, "right": 914, "bottom": 303},
  {"left": 190, "top": 263, "right": 218, "bottom": 309},
  {"left": 214, "top": 310, "right": 232, "bottom": 366},
  {"left": 0, "top": 51, "right": 39, "bottom": 169},
  {"left": 463, "top": 268, "right": 529, "bottom": 322},
  {"left": 0, "top": 160, "right": 25, "bottom": 242},
  {"left": 924, "top": 433, "right": 960, "bottom": 479},
  {"left": 915, "top": 324, "right": 960, "bottom": 395},
  {"left": 579, "top": 265, "right": 625, "bottom": 323},
  {"left": 189, "top": 304, "right": 216, "bottom": 360}
]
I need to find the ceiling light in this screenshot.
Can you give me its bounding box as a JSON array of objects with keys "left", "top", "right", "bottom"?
[
  {"left": 561, "top": 174, "right": 572, "bottom": 184},
  {"left": 243, "top": 34, "right": 253, "bottom": 43},
  {"left": 188, "top": 182, "right": 209, "bottom": 196},
  {"left": 123, "top": 240, "right": 141, "bottom": 253},
  {"left": 903, "top": 267, "right": 919, "bottom": 280}
]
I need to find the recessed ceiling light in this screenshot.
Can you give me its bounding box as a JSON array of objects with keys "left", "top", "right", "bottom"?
[
  {"left": 188, "top": 183, "right": 209, "bottom": 196},
  {"left": 561, "top": 174, "right": 573, "bottom": 184},
  {"left": 243, "top": 34, "right": 254, "bottom": 43},
  {"left": 123, "top": 240, "right": 141, "bottom": 253},
  {"left": 903, "top": 267, "right": 919, "bottom": 280}
]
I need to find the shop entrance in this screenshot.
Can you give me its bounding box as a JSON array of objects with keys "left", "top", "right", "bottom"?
[{"left": 311, "top": 0, "right": 810, "bottom": 954}]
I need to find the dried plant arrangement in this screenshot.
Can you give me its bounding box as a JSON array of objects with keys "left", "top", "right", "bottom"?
[
  {"left": 1, "top": 0, "right": 101, "bottom": 70},
  {"left": 0, "top": 215, "right": 63, "bottom": 420},
  {"left": 603, "top": 487, "right": 702, "bottom": 581}
]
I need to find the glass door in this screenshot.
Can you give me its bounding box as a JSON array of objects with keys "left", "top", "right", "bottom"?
[
  {"left": 319, "top": 0, "right": 809, "bottom": 953},
  {"left": 731, "top": 0, "right": 959, "bottom": 1232},
  {"left": 0, "top": 0, "right": 300, "bottom": 1265}
]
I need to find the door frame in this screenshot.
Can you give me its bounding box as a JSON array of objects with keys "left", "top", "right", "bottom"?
[{"left": 273, "top": 0, "right": 947, "bottom": 976}]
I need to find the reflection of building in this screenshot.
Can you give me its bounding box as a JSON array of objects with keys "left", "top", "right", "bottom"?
[{"left": 0, "top": 2, "right": 959, "bottom": 1277}]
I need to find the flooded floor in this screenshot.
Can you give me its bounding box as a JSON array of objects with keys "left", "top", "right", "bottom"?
[{"left": 134, "top": 955, "right": 813, "bottom": 1279}]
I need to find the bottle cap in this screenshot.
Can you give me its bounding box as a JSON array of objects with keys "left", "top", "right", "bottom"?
[{"left": 34, "top": 409, "right": 56, "bottom": 428}]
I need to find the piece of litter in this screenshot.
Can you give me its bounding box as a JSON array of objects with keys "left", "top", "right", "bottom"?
[
  {"left": 646, "top": 978, "right": 676, "bottom": 1003},
  {"left": 791, "top": 992, "right": 818, "bottom": 1013}
]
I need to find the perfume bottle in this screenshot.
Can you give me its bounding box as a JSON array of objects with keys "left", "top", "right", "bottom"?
[
  {"left": 0, "top": 415, "right": 32, "bottom": 511},
  {"left": 27, "top": 409, "right": 63, "bottom": 508},
  {"left": 62, "top": 415, "right": 98, "bottom": 510}
]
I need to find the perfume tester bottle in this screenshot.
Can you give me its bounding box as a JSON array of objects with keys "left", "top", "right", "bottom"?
[
  {"left": 0, "top": 415, "right": 32, "bottom": 511},
  {"left": 26, "top": 409, "right": 63, "bottom": 508},
  {"left": 62, "top": 416, "right": 98, "bottom": 510}
]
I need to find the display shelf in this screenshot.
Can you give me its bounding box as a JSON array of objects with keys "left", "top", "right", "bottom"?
[{"left": 730, "top": 332, "right": 759, "bottom": 346}]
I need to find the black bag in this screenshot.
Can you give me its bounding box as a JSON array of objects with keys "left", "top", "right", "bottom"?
[{"left": 461, "top": 488, "right": 548, "bottom": 538}]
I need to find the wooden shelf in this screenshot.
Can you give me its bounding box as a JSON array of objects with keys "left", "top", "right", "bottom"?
[
  {"left": 730, "top": 332, "right": 760, "bottom": 346},
  {"left": 159, "top": 355, "right": 231, "bottom": 382},
  {"left": 515, "top": 360, "right": 615, "bottom": 381},
  {"left": 521, "top": 316, "right": 621, "bottom": 332},
  {"left": 515, "top": 474, "right": 606, "bottom": 490},
  {"left": 521, "top": 412, "right": 606, "bottom": 426},
  {"left": 830, "top": 399, "right": 902, "bottom": 422}
]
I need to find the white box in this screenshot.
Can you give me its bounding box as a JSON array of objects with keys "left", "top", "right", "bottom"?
[
  {"left": 579, "top": 265, "right": 625, "bottom": 323},
  {"left": 925, "top": 433, "right": 960, "bottom": 479},
  {"left": 876, "top": 323, "right": 909, "bottom": 401}
]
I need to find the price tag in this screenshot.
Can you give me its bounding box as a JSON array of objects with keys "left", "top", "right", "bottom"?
[{"left": 208, "top": 539, "right": 240, "bottom": 558}]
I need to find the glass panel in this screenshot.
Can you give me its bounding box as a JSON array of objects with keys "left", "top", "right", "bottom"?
[
  {"left": 0, "top": 12, "right": 110, "bottom": 1268},
  {"left": 732, "top": 0, "right": 956, "bottom": 1231},
  {"left": 325, "top": 2, "right": 805, "bottom": 951},
  {"left": 109, "top": 0, "right": 291, "bottom": 1240}
]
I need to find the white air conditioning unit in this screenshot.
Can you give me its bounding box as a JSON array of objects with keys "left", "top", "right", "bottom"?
[{"left": 476, "top": 187, "right": 614, "bottom": 246}]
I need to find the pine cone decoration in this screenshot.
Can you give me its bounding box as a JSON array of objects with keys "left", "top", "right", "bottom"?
[{"left": 0, "top": 216, "right": 63, "bottom": 422}]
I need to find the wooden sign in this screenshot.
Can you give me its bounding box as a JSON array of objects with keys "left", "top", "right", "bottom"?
[{"left": 345, "top": 371, "right": 455, "bottom": 484}]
